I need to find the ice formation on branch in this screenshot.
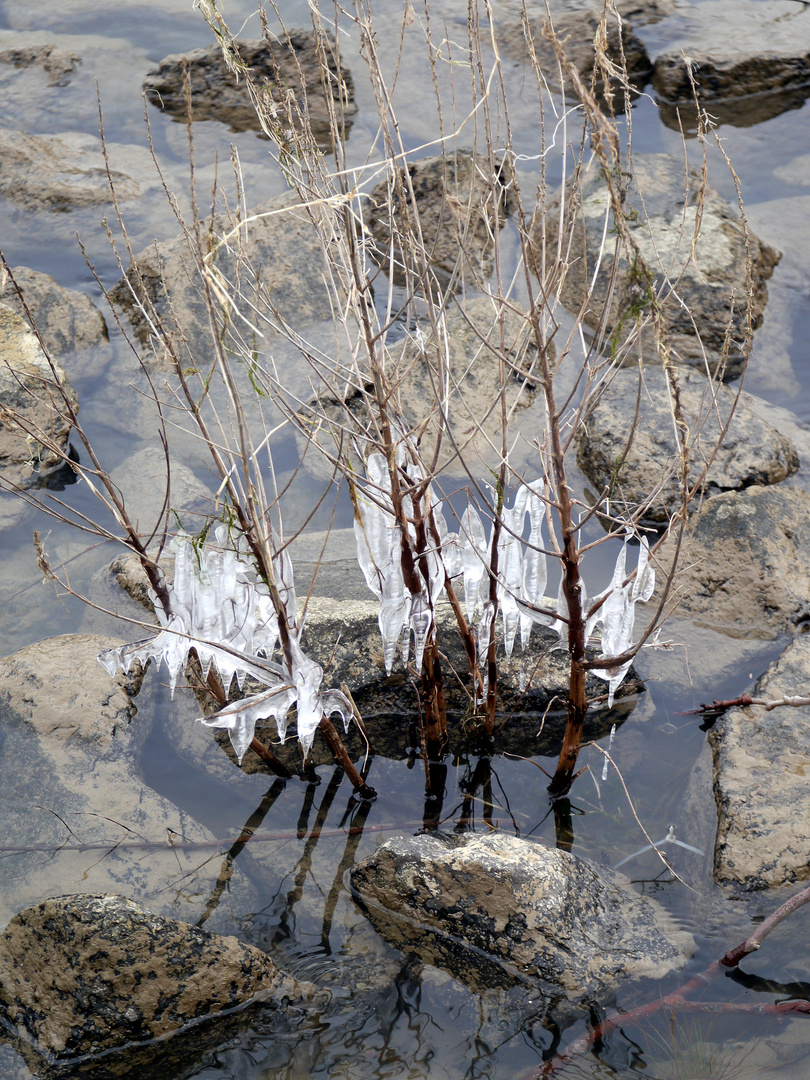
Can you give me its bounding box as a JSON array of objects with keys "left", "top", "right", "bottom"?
[
  {"left": 353, "top": 460, "right": 655, "bottom": 707},
  {"left": 98, "top": 526, "right": 352, "bottom": 761},
  {"left": 587, "top": 533, "right": 655, "bottom": 707}
]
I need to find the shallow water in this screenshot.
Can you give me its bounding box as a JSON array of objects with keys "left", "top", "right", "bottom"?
[{"left": 2, "top": 0, "right": 810, "bottom": 1077}]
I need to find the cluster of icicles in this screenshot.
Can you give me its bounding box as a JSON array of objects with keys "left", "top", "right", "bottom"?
[
  {"left": 353, "top": 453, "right": 655, "bottom": 707},
  {"left": 97, "top": 465, "right": 655, "bottom": 762},
  {"left": 98, "top": 526, "right": 353, "bottom": 762}
]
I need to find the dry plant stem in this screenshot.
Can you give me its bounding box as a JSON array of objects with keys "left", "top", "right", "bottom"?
[
  {"left": 544, "top": 369, "right": 587, "bottom": 799},
  {"left": 720, "top": 880, "right": 810, "bottom": 968}
]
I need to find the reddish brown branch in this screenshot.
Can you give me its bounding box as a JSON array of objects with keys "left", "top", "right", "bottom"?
[{"left": 684, "top": 693, "right": 810, "bottom": 720}]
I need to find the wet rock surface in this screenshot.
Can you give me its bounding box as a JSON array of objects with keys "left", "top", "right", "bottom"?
[
  {"left": 144, "top": 32, "right": 357, "bottom": 141},
  {"left": 0, "top": 267, "right": 107, "bottom": 356},
  {"left": 652, "top": 0, "right": 810, "bottom": 129},
  {"left": 0, "top": 302, "right": 79, "bottom": 487},
  {"left": 709, "top": 634, "right": 810, "bottom": 891},
  {"left": 576, "top": 367, "right": 799, "bottom": 522},
  {"left": 499, "top": 1, "right": 653, "bottom": 103},
  {"left": 535, "top": 153, "right": 779, "bottom": 379},
  {"left": 350, "top": 832, "right": 694, "bottom": 1002},
  {"left": 365, "top": 151, "right": 515, "bottom": 285},
  {"left": 0, "top": 634, "right": 258, "bottom": 929},
  {"left": 111, "top": 190, "right": 335, "bottom": 376},
  {"left": 0, "top": 128, "right": 141, "bottom": 211},
  {"left": 0, "top": 894, "right": 307, "bottom": 1064},
  {"left": 656, "top": 484, "right": 810, "bottom": 639}
]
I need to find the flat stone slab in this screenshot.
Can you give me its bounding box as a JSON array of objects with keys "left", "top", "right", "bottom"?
[
  {"left": 710, "top": 634, "right": 810, "bottom": 891},
  {"left": 350, "top": 832, "right": 694, "bottom": 1003},
  {"left": 576, "top": 367, "right": 798, "bottom": 521}
]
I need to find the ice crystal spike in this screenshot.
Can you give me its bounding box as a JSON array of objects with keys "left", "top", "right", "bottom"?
[
  {"left": 496, "top": 502, "right": 523, "bottom": 658},
  {"left": 409, "top": 595, "right": 432, "bottom": 672},
  {"left": 589, "top": 535, "right": 656, "bottom": 708},
  {"left": 520, "top": 486, "right": 548, "bottom": 648},
  {"left": 460, "top": 506, "right": 487, "bottom": 622}
]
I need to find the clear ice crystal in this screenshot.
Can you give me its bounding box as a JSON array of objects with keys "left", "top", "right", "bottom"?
[
  {"left": 98, "top": 529, "right": 353, "bottom": 762},
  {"left": 589, "top": 535, "right": 656, "bottom": 707}
]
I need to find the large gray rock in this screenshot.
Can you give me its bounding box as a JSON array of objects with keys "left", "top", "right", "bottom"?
[
  {"left": 655, "top": 484, "right": 810, "bottom": 640},
  {"left": 144, "top": 32, "right": 357, "bottom": 142},
  {"left": 0, "top": 634, "right": 257, "bottom": 929},
  {"left": 0, "top": 894, "right": 303, "bottom": 1062},
  {"left": 576, "top": 367, "right": 799, "bottom": 522},
  {"left": 709, "top": 634, "right": 810, "bottom": 891},
  {"left": 534, "top": 153, "right": 779, "bottom": 379},
  {"left": 0, "top": 266, "right": 107, "bottom": 356},
  {"left": 365, "top": 152, "right": 515, "bottom": 286},
  {"left": 0, "top": 302, "right": 79, "bottom": 487},
  {"left": 0, "top": 128, "right": 141, "bottom": 211},
  {"left": 652, "top": 0, "right": 810, "bottom": 129},
  {"left": 350, "top": 832, "right": 694, "bottom": 1001}
]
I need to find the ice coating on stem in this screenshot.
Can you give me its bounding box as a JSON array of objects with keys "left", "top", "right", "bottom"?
[
  {"left": 353, "top": 454, "right": 455, "bottom": 674},
  {"left": 98, "top": 528, "right": 353, "bottom": 762},
  {"left": 460, "top": 505, "right": 488, "bottom": 622},
  {"left": 589, "top": 535, "right": 656, "bottom": 707},
  {"left": 520, "top": 485, "right": 548, "bottom": 648}
]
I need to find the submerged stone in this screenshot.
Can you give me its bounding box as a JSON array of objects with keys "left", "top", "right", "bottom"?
[
  {"left": 0, "top": 302, "right": 79, "bottom": 487},
  {"left": 0, "top": 894, "right": 306, "bottom": 1064},
  {"left": 350, "top": 832, "right": 694, "bottom": 1003}
]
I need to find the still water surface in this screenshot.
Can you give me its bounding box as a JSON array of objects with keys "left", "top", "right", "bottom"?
[{"left": 2, "top": 0, "right": 810, "bottom": 1076}]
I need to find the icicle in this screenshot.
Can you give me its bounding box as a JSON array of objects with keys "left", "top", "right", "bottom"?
[
  {"left": 274, "top": 547, "right": 297, "bottom": 632},
  {"left": 601, "top": 723, "right": 616, "bottom": 781},
  {"left": 520, "top": 485, "right": 548, "bottom": 649},
  {"left": 409, "top": 594, "right": 432, "bottom": 672},
  {"left": 99, "top": 525, "right": 351, "bottom": 760},
  {"left": 497, "top": 501, "right": 524, "bottom": 659},
  {"left": 321, "top": 688, "right": 354, "bottom": 733},
  {"left": 199, "top": 683, "right": 295, "bottom": 763},
  {"left": 460, "top": 506, "right": 487, "bottom": 622},
  {"left": 590, "top": 534, "right": 656, "bottom": 707}
]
